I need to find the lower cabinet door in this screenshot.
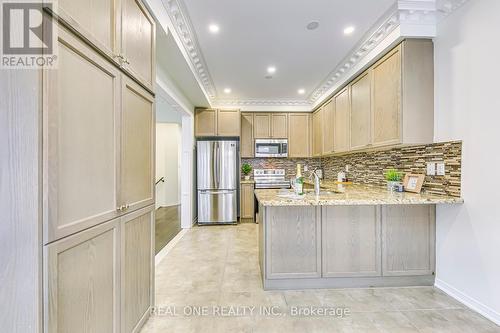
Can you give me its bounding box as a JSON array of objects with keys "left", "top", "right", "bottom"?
[
  {"left": 265, "top": 206, "right": 321, "bottom": 279},
  {"left": 382, "top": 205, "right": 436, "bottom": 276},
  {"left": 322, "top": 206, "right": 381, "bottom": 277},
  {"left": 121, "top": 207, "right": 154, "bottom": 333},
  {"left": 45, "top": 219, "right": 120, "bottom": 333}
]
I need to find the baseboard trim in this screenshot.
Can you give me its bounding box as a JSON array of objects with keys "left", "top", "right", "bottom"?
[
  {"left": 435, "top": 278, "right": 500, "bottom": 326},
  {"left": 155, "top": 229, "right": 188, "bottom": 266}
]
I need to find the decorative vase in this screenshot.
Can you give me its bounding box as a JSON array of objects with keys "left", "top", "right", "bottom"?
[
  {"left": 387, "top": 181, "right": 400, "bottom": 191},
  {"left": 244, "top": 175, "right": 250, "bottom": 181}
]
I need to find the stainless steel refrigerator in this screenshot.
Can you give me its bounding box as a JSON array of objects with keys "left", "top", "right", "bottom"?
[{"left": 197, "top": 140, "right": 238, "bottom": 224}]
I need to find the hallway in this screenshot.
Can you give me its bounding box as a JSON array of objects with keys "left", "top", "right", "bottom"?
[
  {"left": 141, "top": 224, "right": 498, "bottom": 332},
  {"left": 155, "top": 205, "right": 182, "bottom": 254}
]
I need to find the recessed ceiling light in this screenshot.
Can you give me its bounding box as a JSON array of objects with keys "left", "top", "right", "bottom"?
[
  {"left": 343, "top": 26, "right": 355, "bottom": 35},
  {"left": 267, "top": 66, "right": 276, "bottom": 74},
  {"left": 208, "top": 24, "right": 220, "bottom": 34},
  {"left": 298, "top": 88, "right": 305, "bottom": 95},
  {"left": 306, "top": 21, "right": 320, "bottom": 30},
  {"left": 223, "top": 88, "right": 231, "bottom": 94}
]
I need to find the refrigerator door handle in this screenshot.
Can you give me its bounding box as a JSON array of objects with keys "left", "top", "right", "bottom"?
[{"left": 216, "top": 142, "right": 220, "bottom": 188}]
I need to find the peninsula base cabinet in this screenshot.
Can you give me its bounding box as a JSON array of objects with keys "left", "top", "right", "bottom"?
[
  {"left": 259, "top": 204, "right": 436, "bottom": 290},
  {"left": 44, "top": 206, "right": 154, "bottom": 333}
]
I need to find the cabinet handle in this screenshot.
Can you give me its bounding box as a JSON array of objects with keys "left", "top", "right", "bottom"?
[
  {"left": 125, "top": 204, "right": 130, "bottom": 209},
  {"left": 123, "top": 58, "right": 130, "bottom": 65}
]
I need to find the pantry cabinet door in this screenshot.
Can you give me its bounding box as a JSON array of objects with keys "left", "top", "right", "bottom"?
[
  {"left": 44, "top": 219, "right": 120, "bottom": 333},
  {"left": 121, "top": 207, "right": 154, "bottom": 333},
  {"left": 288, "top": 113, "right": 311, "bottom": 158},
  {"left": 322, "top": 99, "right": 335, "bottom": 155},
  {"left": 372, "top": 45, "right": 401, "bottom": 146},
  {"left": 54, "top": 0, "right": 119, "bottom": 59},
  {"left": 350, "top": 71, "right": 372, "bottom": 150},
  {"left": 44, "top": 26, "right": 121, "bottom": 243},
  {"left": 334, "top": 87, "right": 350, "bottom": 153},
  {"left": 120, "top": 77, "right": 155, "bottom": 213},
  {"left": 121, "top": 0, "right": 155, "bottom": 90},
  {"left": 241, "top": 113, "right": 254, "bottom": 157}
]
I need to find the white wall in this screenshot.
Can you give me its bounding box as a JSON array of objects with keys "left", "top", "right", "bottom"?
[
  {"left": 434, "top": 0, "right": 500, "bottom": 324},
  {"left": 156, "top": 123, "right": 181, "bottom": 208}
]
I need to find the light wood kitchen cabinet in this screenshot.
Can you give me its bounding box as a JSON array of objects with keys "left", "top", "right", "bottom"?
[
  {"left": 372, "top": 39, "right": 434, "bottom": 147},
  {"left": 312, "top": 108, "right": 323, "bottom": 157},
  {"left": 271, "top": 113, "right": 288, "bottom": 138},
  {"left": 121, "top": 77, "right": 155, "bottom": 213},
  {"left": 240, "top": 183, "right": 255, "bottom": 220},
  {"left": 44, "top": 26, "right": 122, "bottom": 243},
  {"left": 253, "top": 113, "right": 271, "bottom": 138},
  {"left": 240, "top": 113, "right": 254, "bottom": 157},
  {"left": 265, "top": 207, "right": 321, "bottom": 279},
  {"left": 288, "top": 113, "right": 311, "bottom": 158},
  {"left": 45, "top": 218, "right": 121, "bottom": 333},
  {"left": 195, "top": 109, "right": 240, "bottom": 137},
  {"left": 55, "top": 0, "right": 118, "bottom": 58},
  {"left": 334, "top": 87, "right": 350, "bottom": 153},
  {"left": 322, "top": 206, "right": 381, "bottom": 277},
  {"left": 52, "top": 0, "right": 155, "bottom": 91},
  {"left": 350, "top": 70, "right": 372, "bottom": 150},
  {"left": 382, "top": 205, "right": 435, "bottom": 276},
  {"left": 121, "top": 0, "right": 156, "bottom": 91},
  {"left": 195, "top": 108, "right": 217, "bottom": 136},
  {"left": 121, "top": 207, "right": 154, "bottom": 333},
  {"left": 322, "top": 99, "right": 335, "bottom": 155},
  {"left": 217, "top": 109, "right": 241, "bottom": 136}
]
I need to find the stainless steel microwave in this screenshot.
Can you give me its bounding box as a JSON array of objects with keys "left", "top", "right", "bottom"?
[{"left": 255, "top": 139, "right": 288, "bottom": 158}]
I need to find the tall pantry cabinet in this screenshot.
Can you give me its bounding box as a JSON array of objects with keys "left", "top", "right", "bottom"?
[{"left": 42, "top": 1, "right": 156, "bottom": 332}]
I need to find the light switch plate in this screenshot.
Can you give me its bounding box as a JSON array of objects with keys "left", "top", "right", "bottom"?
[
  {"left": 304, "top": 165, "right": 309, "bottom": 172},
  {"left": 426, "top": 162, "right": 436, "bottom": 176},
  {"left": 436, "top": 162, "right": 445, "bottom": 176}
]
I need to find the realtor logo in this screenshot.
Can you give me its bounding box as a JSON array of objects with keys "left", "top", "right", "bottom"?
[{"left": 1, "top": 1, "right": 57, "bottom": 68}]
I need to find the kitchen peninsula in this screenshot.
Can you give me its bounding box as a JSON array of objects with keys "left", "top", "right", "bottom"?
[{"left": 256, "top": 182, "right": 463, "bottom": 290}]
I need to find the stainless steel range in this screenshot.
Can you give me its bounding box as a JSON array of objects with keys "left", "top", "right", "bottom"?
[{"left": 254, "top": 169, "right": 291, "bottom": 189}]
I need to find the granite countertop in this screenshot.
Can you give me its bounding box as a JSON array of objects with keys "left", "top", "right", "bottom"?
[{"left": 255, "top": 182, "right": 464, "bottom": 207}]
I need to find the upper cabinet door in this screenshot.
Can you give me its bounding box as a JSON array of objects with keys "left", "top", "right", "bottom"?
[
  {"left": 322, "top": 99, "right": 335, "bottom": 155},
  {"left": 288, "top": 113, "right": 311, "bottom": 158},
  {"left": 334, "top": 87, "right": 350, "bottom": 153},
  {"left": 271, "top": 113, "right": 288, "bottom": 138},
  {"left": 120, "top": 77, "right": 155, "bottom": 213},
  {"left": 195, "top": 109, "right": 217, "bottom": 136},
  {"left": 241, "top": 113, "right": 254, "bottom": 158},
  {"left": 253, "top": 113, "right": 271, "bottom": 138},
  {"left": 217, "top": 109, "right": 241, "bottom": 136},
  {"left": 55, "top": 0, "right": 119, "bottom": 60},
  {"left": 121, "top": 0, "right": 155, "bottom": 91},
  {"left": 44, "top": 26, "right": 121, "bottom": 243},
  {"left": 312, "top": 109, "right": 323, "bottom": 157},
  {"left": 372, "top": 45, "right": 401, "bottom": 146},
  {"left": 350, "top": 71, "right": 372, "bottom": 150}
]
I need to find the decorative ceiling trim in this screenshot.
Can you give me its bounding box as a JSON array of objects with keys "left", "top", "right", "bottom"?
[
  {"left": 162, "top": 0, "right": 217, "bottom": 100},
  {"left": 308, "top": 5, "right": 400, "bottom": 104},
  {"left": 213, "top": 99, "right": 312, "bottom": 107},
  {"left": 436, "top": 0, "right": 470, "bottom": 16}
]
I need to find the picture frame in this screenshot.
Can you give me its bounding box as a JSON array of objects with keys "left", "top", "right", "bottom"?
[{"left": 403, "top": 173, "right": 425, "bottom": 193}]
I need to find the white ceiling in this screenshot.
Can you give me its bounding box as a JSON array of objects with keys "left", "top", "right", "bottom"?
[{"left": 180, "top": 0, "right": 395, "bottom": 104}]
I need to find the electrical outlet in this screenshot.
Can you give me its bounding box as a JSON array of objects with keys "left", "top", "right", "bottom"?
[
  {"left": 436, "top": 162, "right": 445, "bottom": 176},
  {"left": 304, "top": 165, "right": 309, "bottom": 172},
  {"left": 426, "top": 162, "right": 436, "bottom": 176}
]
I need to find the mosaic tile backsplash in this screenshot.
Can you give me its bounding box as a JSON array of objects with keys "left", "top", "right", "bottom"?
[{"left": 242, "top": 141, "right": 462, "bottom": 197}]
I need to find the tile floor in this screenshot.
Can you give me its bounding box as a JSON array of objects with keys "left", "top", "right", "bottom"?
[{"left": 141, "top": 223, "right": 500, "bottom": 333}]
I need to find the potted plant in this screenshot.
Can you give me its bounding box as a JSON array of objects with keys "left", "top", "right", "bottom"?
[
  {"left": 241, "top": 163, "right": 252, "bottom": 181},
  {"left": 384, "top": 169, "right": 403, "bottom": 191}
]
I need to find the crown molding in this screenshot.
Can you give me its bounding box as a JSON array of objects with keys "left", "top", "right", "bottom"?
[
  {"left": 162, "top": 0, "right": 217, "bottom": 101},
  {"left": 160, "top": 0, "right": 469, "bottom": 110}
]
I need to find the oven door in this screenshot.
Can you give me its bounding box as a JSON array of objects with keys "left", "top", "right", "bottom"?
[{"left": 255, "top": 139, "right": 288, "bottom": 157}]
